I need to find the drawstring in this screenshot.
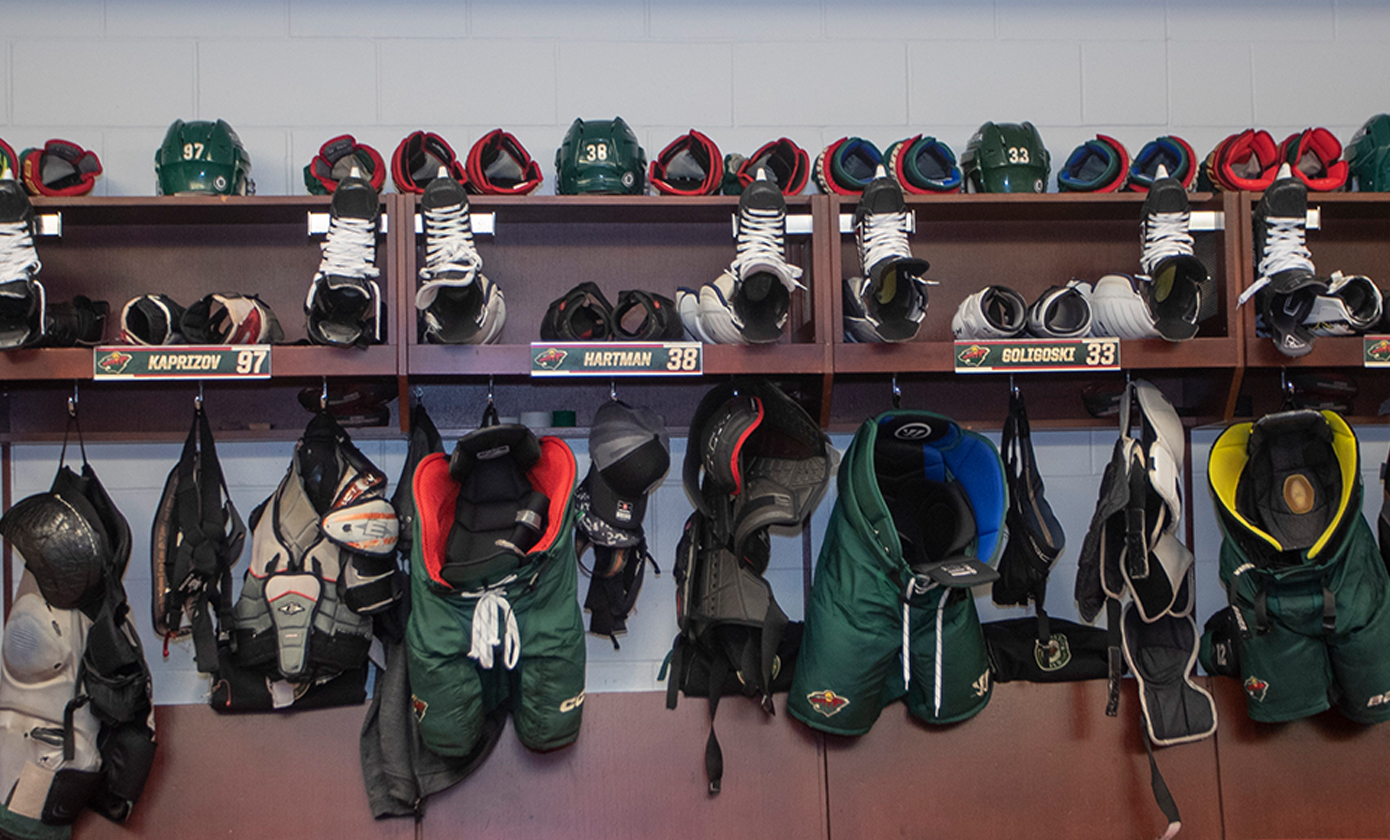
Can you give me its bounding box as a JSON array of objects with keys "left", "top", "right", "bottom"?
[{"left": 468, "top": 584, "right": 520, "bottom": 670}]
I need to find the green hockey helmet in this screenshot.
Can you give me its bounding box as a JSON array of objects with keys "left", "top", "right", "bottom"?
[
  {"left": 555, "top": 117, "right": 646, "bottom": 195},
  {"left": 1347, "top": 114, "right": 1390, "bottom": 192},
  {"left": 961, "top": 121, "right": 1050, "bottom": 193},
  {"left": 155, "top": 119, "right": 253, "bottom": 196}
]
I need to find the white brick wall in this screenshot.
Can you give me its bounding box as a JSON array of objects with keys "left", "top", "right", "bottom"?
[{"left": 3, "top": 0, "right": 1390, "bottom": 706}]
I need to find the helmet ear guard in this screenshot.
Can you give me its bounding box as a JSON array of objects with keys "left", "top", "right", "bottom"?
[
  {"left": 466, "top": 129, "right": 543, "bottom": 196},
  {"left": 304, "top": 134, "right": 386, "bottom": 195},
  {"left": 391, "top": 131, "right": 467, "bottom": 194}
]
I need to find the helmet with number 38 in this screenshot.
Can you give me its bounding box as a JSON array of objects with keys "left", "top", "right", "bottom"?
[
  {"left": 961, "top": 121, "right": 1051, "bottom": 194},
  {"left": 155, "top": 118, "right": 254, "bottom": 196},
  {"left": 555, "top": 116, "right": 646, "bottom": 195}
]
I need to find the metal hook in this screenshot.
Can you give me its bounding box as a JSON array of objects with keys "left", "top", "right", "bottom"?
[
  {"left": 319, "top": 377, "right": 328, "bottom": 411},
  {"left": 1009, "top": 374, "right": 1018, "bottom": 398},
  {"left": 486, "top": 376, "right": 494, "bottom": 405},
  {"left": 610, "top": 380, "right": 618, "bottom": 402},
  {"left": 891, "top": 374, "right": 901, "bottom": 409},
  {"left": 195, "top": 381, "right": 204, "bottom": 411},
  {"left": 68, "top": 382, "right": 78, "bottom": 418}
]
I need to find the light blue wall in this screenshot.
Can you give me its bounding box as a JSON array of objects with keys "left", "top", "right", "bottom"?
[{"left": 4, "top": 1, "right": 1390, "bottom": 703}]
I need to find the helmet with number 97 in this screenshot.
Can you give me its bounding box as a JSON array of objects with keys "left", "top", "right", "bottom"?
[
  {"left": 961, "top": 121, "right": 1050, "bottom": 193},
  {"left": 155, "top": 119, "right": 254, "bottom": 196},
  {"left": 555, "top": 117, "right": 646, "bottom": 195}
]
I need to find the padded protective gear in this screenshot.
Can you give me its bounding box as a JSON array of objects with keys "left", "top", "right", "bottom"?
[
  {"left": 731, "top": 137, "right": 810, "bottom": 196},
  {"left": 612, "top": 289, "right": 683, "bottom": 340},
  {"left": 466, "top": 129, "right": 543, "bottom": 196},
  {"left": 303, "top": 134, "right": 386, "bottom": 195},
  {"left": 181, "top": 293, "right": 283, "bottom": 345},
  {"left": 1090, "top": 274, "right": 1163, "bottom": 340},
  {"left": 650, "top": 129, "right": 723, "bottom": 196},
  {"left": 306, "top": 170, "right": 383, "bottom": 348},
  {"left": 391, "top": 131, "right": 467, "bottom": 194},
  {"left": 1121, "top": 602, "right": 1216, "bottom": 746},
  {"left": 1278, "top": 127, "right": 1348, "bottom": 192},
  {"left": 540, "top": 282, "right": 614, "bottom": 341},
  {"left": 993, "top": 389, "right": 1066, "bottom": 619},
  {"left": 20, "top": 139, "right": 102, "bottom": 197},
  {"left": 0, "top": 174, "right": 46, "bottom": 350},
  {"left": 1057, "top": 134, "right": 1129, "bottom": 193},
  {"left": 843, "top": 169, "right": 930, "bottom": 342},
  {"left": 1305, "top": 271, "right": 1383, "bottom": 336},
  {"left": 1026, "top": 280, "right": 1092, "bottom": 338},
  {"left": 1200, "top": 129, "right": 1278, "bottom": 192},
  {"left": 155, "top": 119, "right": 253, "bottom": 196},
  {"left": 1242, "top": 165, "right": 1326, "bottom": 357},
  {"left": 414, "top": 173, "right": 505, "bottom": 345},
  {"left": 884, "top": 135, "right": 961, "bottom": 194},
  {"left": 951, "top": 284, "right": 1027, "bottom": 340},
  {"left": 556, "top": 117, "right": 646, "bottom": 195},
  {"left": 1347, "top": 113, "right": 1390, "bottom": 192},
  {"left": 962, "top": 122, "right": 1050, "bottom": 193},
  {"left": 814, "top": 137, "right": 882, "bottom": 195},
  {"left": 119, "top": 294, "right": 185, "bottom": 345},
  {"left": 1127, "top": 136, "right": 1197, "bottom": 192}
]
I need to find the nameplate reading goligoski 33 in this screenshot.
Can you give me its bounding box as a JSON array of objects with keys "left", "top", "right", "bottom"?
[
  {"left": 1364, "top": 335, "right": 1390, "bottom": 367},
  {"left": 530, "top": 342, "right": 702, "bottom": 376},
  {"left": 93, "top": 345, "right": 272, "bottom": 380},
  {"left": 954, "top": 338, "right": 1120, "bottom": 374}
]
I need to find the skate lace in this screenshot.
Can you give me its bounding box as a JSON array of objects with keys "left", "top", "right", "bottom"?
[
  {"left": 318, "top": 214, "right": 379, "bottom": 279},
  {"left": 733, "top": 204, "right": 803, "bottom": 287},
  {"left": 1237, "top": 216, "right": 1314, "bottom": 307},
  {"left": 421, "top": 200, "right": 481, "bottom": 283},
  {"left": 1141, "top": 211, "right": 1193, "bottom": 272},
  {"left": 0, "top": 220, "right": 41, "bottom": 283},
  {"left": 859, "top": 208, "right": 914, "bottom": 273}
]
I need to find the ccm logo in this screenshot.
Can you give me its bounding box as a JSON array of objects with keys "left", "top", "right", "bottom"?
[{"left": 559, "top": 691, "right": 586, "bottom": 713}]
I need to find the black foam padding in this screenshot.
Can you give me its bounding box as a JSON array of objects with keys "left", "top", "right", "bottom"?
[{"left": 1236, "top": 411, "right": 1341, "bottom": 552}]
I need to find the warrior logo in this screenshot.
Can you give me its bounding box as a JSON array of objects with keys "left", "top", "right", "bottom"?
[
  {"left": 1368, "top": 339, "right": 1390, "bottom": 363},
  {"left": 97, "top": 349, "right": 134, "bottom": 374},
  {"left": 1244, "top": 675, "right": 1270, "bottom": 702},
  {"left": 411, "top": 694, "right": 428, "bottom": 721},
  {"left": 958, "top": 344, "right": 990, "bottom": 367},
  {"left": 1034, "top": 634, "right": 1072, "bottom": 672},
  {"left": 972, "top": 671, "right": 991, "bottom": 697},
  {"left": 807, "top": 689, "right": 850, "bottom": 717},
  {"left": 534, "top": 346, "right": 568, "bottom": 370},
  {"left": 894, "top": 422, "right": 933, "bottom": 441}
]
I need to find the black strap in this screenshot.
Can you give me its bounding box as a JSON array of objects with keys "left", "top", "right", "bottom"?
[
  {"left": 704, "top": 654, "right": 727, "bottom": 796},
  {"left": 663, "top": 639, "right": 684, "bottom": 711},
  {"left": 1254, "top": 586, "right": 1270, "bottom": 635},
  {"left": 1142, "top": 727, "right": 1182, "bottom": 839},
  {"left": 1322, "top": 583, "right": 1337, "bottom": 634},
  {"left": 1106, "top": 598, "right": 1122, "bottom": 717}
]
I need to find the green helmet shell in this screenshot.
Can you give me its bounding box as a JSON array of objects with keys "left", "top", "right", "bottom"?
[
  {"left": 1347, "top": 114, "right": 1390, "bottom": 192},
  {"left": 155, "top": 119, "right": 253, "bottom": 196},
  {"left": 961, "top": 121, "right": 1051, "bottom": 193},
  {"left": 555, "top": 117, "right": 646, "bottom": 195}
]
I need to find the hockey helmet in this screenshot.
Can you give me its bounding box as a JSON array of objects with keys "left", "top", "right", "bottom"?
[
  {"left": 156, "top": 119, "right": 253, "bottom": 196},
  {"left": 1347, "top": 114, "right": 1390, "bottom": 192},
  {"left": 555, "top": 117, "right": 646, "bottom": 195},
  {"left": 961, "top": 121, "right": 1050, "bottom": 193}
]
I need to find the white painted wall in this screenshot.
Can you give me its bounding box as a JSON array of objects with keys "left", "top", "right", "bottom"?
[{"left": 4, "top": 0, "right": 1390, "bottom": 704}]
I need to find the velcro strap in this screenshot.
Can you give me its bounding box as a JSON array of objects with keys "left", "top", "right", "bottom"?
[
  {"left": 322, "top": 496, "right": 399, "bottom": 556},
  {"left": 1322, "top": 585, "right": 1337, "bottom": 634}
]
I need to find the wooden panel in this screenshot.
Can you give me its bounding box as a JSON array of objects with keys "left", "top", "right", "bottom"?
[
  {"left": 420, "top": 691, "right": 827, "bottom": 840},
  {"left": 822, "top": 679, "right": 1223, "bottom": 840},
  {"left": 1211, "top": 677, "right": 1390, "bottom": 840},
  {"left": 74, "top": 703, "right": 414, "bottom": 840}
]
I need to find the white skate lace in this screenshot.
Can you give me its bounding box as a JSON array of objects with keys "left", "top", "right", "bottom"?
[
  {"left": 732, "top": 204, "right": 803, "bottom": 288},
  {"left": 1140, "top": 210, "right": 1193, "bottom": 274},
  {"left": 0, "top": 220, "right": 41, "bottom": 283},
  {"left": 1237, "top": 216, "right": 1314, "bottom": 306},
  {"left": 858, "top": 208, "right": 915, "bottom": 275},
  {"left": 420, "top": 200, "right": 481, "bottom": 285},
  {"left": 317, "top": 214, "right": 379, "bottom": 280}
]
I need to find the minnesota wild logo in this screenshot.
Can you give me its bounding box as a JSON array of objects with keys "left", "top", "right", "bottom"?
[
  {"left": 1367, "top": 338, "right": 1390, "bottom": 363},
  {"left": 534, "top": 346, "right": 568, "bottom": 370},
  {"left": 806, "top": 689, "right": 849, "bottom": 717},
  {"left": 96, "top": 349, "right": 133, "bottom": 374},
  {"left": 1034, "top": 634, "right": 1072, "bottom": 672},
  {"left": 957, "top": 344, "right": 989, "bottom": 367}
]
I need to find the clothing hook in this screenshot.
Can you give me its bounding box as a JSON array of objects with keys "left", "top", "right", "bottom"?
[
  {"left": 891, "top": 374, "right": 901, "bottom": 409},
  {"left": 195, "top": 381, "right": 204, "bottom": 411},
  {"left": 487, "top": 376, "right": 494, "bottom": 406},
  {"left": 319, "top": 377, "right": 328, "bottom": 411},
  {"left": 68, "top": 381, "right": 78, "bottom": 418},
  {"left": 610, "top": 380, "right": 618, "bottom": 402},
  {"left": 1009, "top": 374, "right": 1018, "bottom": 398}
]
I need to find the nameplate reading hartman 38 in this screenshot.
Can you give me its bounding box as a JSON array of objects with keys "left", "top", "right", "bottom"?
[
  {"left": 530, "top": 342, "right": 702, "bottom": 376},
  {"left": 1364, "top": 335, "right": 1390, "bottom": 367},
  {"left": 953, "top": 338, "right": 1120, "bottom": 374},
  {"left": 93, "top": 345, "right": 272, "bottom": 380}
]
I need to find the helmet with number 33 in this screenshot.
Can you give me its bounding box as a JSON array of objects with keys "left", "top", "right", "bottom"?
[
  {"left": 961, "top": 121, "right": 1051, "bottom": 194},
  {"left": 555, "top": 117, "right": 646, "bottom": 195},
  {"left": 155, "top": 119, "right": 254, "bottom": 196}
]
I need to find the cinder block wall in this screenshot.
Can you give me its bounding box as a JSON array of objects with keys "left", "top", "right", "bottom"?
[{"left": 4, "top": 0, "right": 1390, "bottom": 705}]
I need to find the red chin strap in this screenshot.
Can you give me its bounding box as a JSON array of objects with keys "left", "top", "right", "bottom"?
[
  {"left": 21, "top": 138, "right": 102, "bottom": 196},
  {"left": 466, "top": 128, "right": 543, "bottom": 195},
  {"left": 308, "top": 134, "right": 386, "bottom": 193},
  {"left": 650, "top": 129, "right": 724, "bottom": 196},
  {"left": 392, "top": 130, "right": 468, "bottom": 194}
]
